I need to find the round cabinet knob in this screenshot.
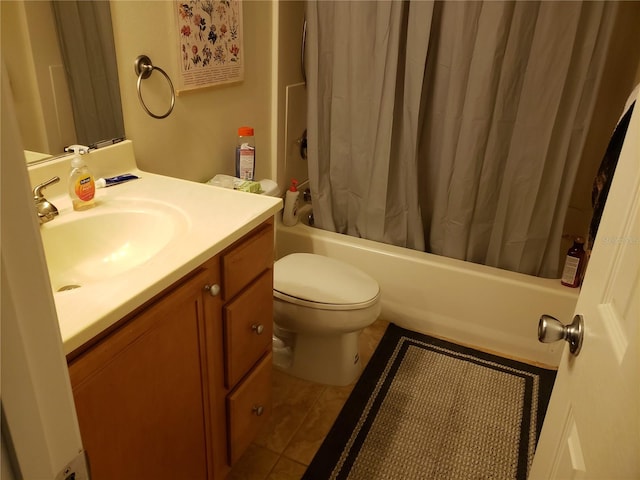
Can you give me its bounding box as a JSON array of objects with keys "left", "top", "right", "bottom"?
[
  {"left": 252, "top": 405, "right": 264, "bottom": 416},
  {"left": 251, "top": 323, "right": 264, "bottom": 335},
  {"left": 204, "top": 284, "right": 220, "bottom": 297}
]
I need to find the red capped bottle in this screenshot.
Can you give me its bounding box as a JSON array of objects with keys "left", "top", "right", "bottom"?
[
  {"left": 561, "top": 237, "right": 586, "bottom": 288},
  {"left": 235, "top": 126, "right": 255, "bottom": 180}
]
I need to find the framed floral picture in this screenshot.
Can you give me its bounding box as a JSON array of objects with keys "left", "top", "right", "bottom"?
[{"left": 175, "top": 0, "right": 244, "bottom": 93}]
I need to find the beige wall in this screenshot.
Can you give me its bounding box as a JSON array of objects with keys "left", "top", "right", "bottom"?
[
  {"left": 110, "top": 0, "right": 277, "bottom": 183},
  {"left": 5, "top": 0, "right": 306, "bottom": 191}
]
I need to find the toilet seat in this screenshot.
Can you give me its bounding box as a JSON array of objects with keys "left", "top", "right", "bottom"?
[{"left": 274, "top": 253, "right": 380, "bottom": 311}]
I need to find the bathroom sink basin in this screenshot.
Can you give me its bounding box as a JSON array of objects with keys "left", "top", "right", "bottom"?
[{"left": 40, "top": 204, "right": 188, "bottom": 292}]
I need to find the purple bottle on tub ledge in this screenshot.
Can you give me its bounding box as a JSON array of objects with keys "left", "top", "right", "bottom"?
[
  {"left": 561, "top": 236, "right": 586, "bottom": 288},
  {"left": 235, "top": 126, "right": 255, "bottom": 181}
]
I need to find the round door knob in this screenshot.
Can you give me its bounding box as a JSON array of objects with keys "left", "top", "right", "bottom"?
[
  {"left": 251, "top": 323, "right": 264, "bottom": 335},
  {"left": 204, "top": 284, "right": 220, "bottom": 297},
  {"left": 252, "top": 405, "right": 264, "bottom": 416},
  {"left": 538, "top": 314, "right": 584, "bottom": 356}
]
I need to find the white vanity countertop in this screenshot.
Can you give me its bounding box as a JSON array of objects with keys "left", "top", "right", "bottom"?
[{"left": 29, "top": 141, "right": 282, "bottom": 355}]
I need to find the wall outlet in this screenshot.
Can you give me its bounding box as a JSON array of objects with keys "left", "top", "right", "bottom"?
[{"left": 54, "top": 450, "right": 90, "bottom": 480}]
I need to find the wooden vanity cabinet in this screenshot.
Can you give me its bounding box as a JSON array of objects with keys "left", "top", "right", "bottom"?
[{"left": 67, "top": 219, "right": 274, "bottom": 480}]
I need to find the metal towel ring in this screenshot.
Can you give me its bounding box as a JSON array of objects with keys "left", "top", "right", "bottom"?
[{"left": 134, "top": 55, "right": 175, "bottom": 119}]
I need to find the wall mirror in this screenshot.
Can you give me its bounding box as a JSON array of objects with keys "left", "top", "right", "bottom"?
[{"left": 1, "top": 0, "right": 124, "bottom": 163}]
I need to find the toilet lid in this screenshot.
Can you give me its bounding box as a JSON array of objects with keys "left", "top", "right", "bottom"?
[{"left": 273, "top": 253, "right": 380, "bottom": 309}]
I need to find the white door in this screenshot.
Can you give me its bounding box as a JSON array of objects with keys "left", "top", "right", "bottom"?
[{"left": 529, "top": 102, "right": 639, "bottom": 479}]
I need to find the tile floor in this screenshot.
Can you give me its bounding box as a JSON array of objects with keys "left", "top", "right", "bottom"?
[{"left": 228, "top": 318, "right": 390, "bottom": 480}]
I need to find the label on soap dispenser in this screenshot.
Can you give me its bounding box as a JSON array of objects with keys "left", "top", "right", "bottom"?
[{"left": 75, "top": 176, "right": 95, "bottom": 201}]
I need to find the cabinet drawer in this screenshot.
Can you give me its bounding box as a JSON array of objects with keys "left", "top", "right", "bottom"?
[
  {"left": 222, "top": 222, "right": 273, "bottom": 301},
  {"left": 223, "top": 271, "right": 273, "bottom": 387},
  {"left": 227, "top": 352, "right": 272, "bottom": 465}
]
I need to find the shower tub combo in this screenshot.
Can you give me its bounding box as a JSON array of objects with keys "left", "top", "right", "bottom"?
[{"left": 275, "top": 205, "right": 579, "bottom": 367}]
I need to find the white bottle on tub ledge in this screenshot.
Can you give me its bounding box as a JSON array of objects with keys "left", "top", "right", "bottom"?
[{"left": 282, "top": 178, "right": 299, "bottom": 226}]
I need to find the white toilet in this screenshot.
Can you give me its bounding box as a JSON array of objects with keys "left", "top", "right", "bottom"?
[{"left": 272, "top": 253, "right": 381, "bottom": 386}]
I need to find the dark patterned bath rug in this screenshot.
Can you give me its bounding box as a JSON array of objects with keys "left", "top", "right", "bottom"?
[{"left": 303, "top": 323, "right": 556, "bottom": 480}]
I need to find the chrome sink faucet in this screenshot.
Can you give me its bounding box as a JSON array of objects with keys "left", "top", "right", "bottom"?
[{"left": 33, "top": 176, "right": 60, "bottom": 224}]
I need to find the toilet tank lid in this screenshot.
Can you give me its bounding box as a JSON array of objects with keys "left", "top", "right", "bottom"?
[{"left": 274, "top": 253, "right": 380, "bottom": 306}]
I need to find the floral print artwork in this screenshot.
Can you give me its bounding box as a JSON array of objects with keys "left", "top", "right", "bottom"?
[{"left": 176, "top": 0, "right": 243, "bottom": 91}]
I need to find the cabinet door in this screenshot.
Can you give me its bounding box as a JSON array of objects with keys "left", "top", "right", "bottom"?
[
  {"left": 69, "top": 272, "right": 210, "bottom": 480},
  {"left": 223, "top": 270, "right": 273, "bottom": 387}
]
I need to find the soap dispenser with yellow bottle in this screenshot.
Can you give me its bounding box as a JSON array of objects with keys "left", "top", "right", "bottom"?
[{"left": 66, "top": 145, "right": 96, "bottom": 211}]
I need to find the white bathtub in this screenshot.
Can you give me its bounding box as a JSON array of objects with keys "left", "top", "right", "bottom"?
[{"left": 275, "top": 205, "right": 579, "bottom": 367}]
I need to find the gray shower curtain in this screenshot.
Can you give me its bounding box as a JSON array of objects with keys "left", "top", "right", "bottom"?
[
  {"left": 306, "top": 1, "right": 432, "bottom": 250},
  {"left": 306, "top": 0, "right": 616, "bottom": 277}
]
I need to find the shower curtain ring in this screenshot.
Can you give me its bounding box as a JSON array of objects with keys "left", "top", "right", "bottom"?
[{"left": 134, "top": 55, "right": 175, "bottom": 119}]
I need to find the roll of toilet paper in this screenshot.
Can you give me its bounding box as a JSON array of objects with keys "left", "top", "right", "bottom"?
[{"left": 259, "top": 179, "right": 279, "bottom": 196}]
